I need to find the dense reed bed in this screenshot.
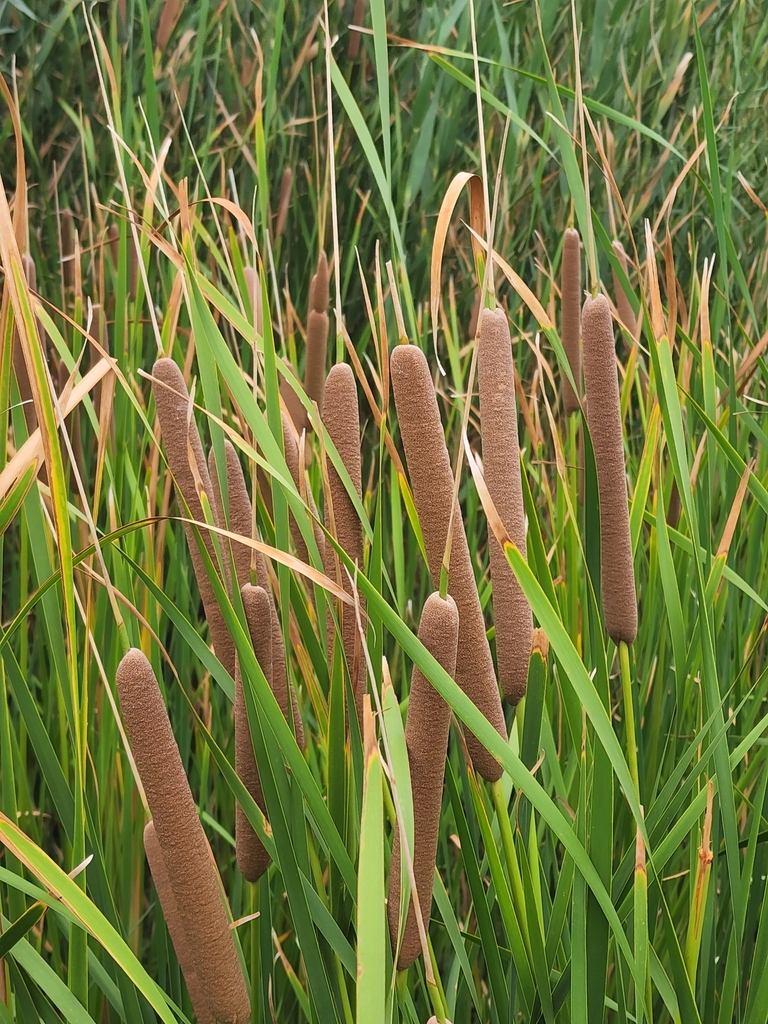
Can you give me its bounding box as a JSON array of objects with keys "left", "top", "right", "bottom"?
[{"left": 0, "top": 3, "right": 766, "bottom": 1024}]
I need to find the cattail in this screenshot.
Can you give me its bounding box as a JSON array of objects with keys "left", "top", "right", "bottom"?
[
  {"left": 282, "top": 412, "right": 326, "bottom": 570},
  {"left": 280, "top": 361, "right": 309, "bottom": 436},
  {"left": 390, "top": 344, "right": 506, "bottom": 783},
  {"left": 561, "top": 227, "right": 582, "bottom": 414},
  {"left": 108, "top": 223, "right": 120, "bottom": 269},
  {"left": 582, "top": 295, "right": 637, "bottom": 645},
  {"left": 322, "top": 363, "right": 366, "bottom": 725},
  {"left": 235, "top": 585, "right": 273, "bottom": 882},
  {"left": 61, "top": 208, "right": 75, "bottom": 289},
  {"left": 156, "top": 0, "right": 182, "bottom": 52},
  {"left": 388, "top": 592, "right": 459, "bottom": 969},
  {"left": 152, "top": 358, "right": 235, "bottom": 675},
  {"left": 208, "top": 441, "right": 304, "bottom": 748},
  {"left": 304, "top": 252, "right": 329, "bottom": 416},
  {"left": 13, "top": 254, "right": 37, "bottom": 435},
  {"left": 143, "top": 822, "right": 213, "bottom": 1024},
  {"left": 477, "top": 308, "right": 533, "bottom": 703},
  {"left": 275, "top": 166, "right": 293, "bottom": 238},
  {"left": 348, "top": 0, "right": 365, "bottom": 57},
  {"left": 243, "top": 266, "right": 263, "bottom": 338},
  {"left": 116, "top": 650, "right": 250, "bottom": 1023},
  {"left": 612, "top": 240, "right": 637, "bottom": 339}
]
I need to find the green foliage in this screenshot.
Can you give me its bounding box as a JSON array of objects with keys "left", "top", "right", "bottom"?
[{"left": 0, "top": 1, "right": 767, "bottom": 1022}]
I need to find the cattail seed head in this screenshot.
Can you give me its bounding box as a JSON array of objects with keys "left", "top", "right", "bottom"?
[
  {"left": 304, "top": 252, "right": 330, "bottom": 414},
  {"left": 156, "top": 0, "right": 182, "bottom": 52},
  {"left": 561, "top": 227, "right": 582, "bottom": 414},
  {"left": 611, "top": 240, "right": 637, "bottom": 339},
  {"left": 208, "top": 441, "right": 304, "bottom": 750},
  {"left": 322, "top": 363, "right": 366, "bottom": 725},
  {"left": 390, "top": 343, "right": 505, "bottom": 782},
  {"left": 282, "top": 412, "right": 326, "bottom": 571},
  {"left": 388, "top": 592, "right": 459, "bottom": 969},
  {"left": 275, "top": 166, "right": 293, "bottom": 238},
  {"left": 152, "top": 358, "right": 235, "bottom": 675},
  {"left": 309, "top": 250, "right": 329, "bottom": 315},
  {"left": 144, "top": 822, "right": 213, "bottom": 1024},
  {"left": 236, "top": 585, "right": 273, "bottom": 882},
  {"left": 478, "top": 307, "right": 533, "bottom": 703},
  {"left": 582, "top": 295, "right": 637, "bottom": 645},
  {"left": 108, "top": 223, "right": 120, "bottom": 268},
  {"left": 280, "top": 361, "right": 309, "bottom": 436},
  {"left": 116, "top": 649, "right": 250, "bottom": 1022}
]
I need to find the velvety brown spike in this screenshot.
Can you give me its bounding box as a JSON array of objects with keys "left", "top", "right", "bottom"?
[
  {"left": 275, "top": 166, "right": 293, "bottom": 238},
  {"left": 612, "top": 241, "right": 637, "bottom": 339},
  {"left": 61, "top": 208, "right": 75, "bottom": 289},
  {"left": 348, "top": 0, "right": 365, "bottom": 57},
  {"left": 280, "top": 361, "right": 309, "bottom": 436},
  {"left": 13, "top": 254, "right": 37, "bottom": 435},
  {"left": 282, "top": 413, "right": 326, "bottom": 570},
  {"left": 207, "top": 442, "right": 304, "bottom": 749},
  {"left": 477, "top": 308, "right": 533, "bottom": 703},
  {"left": 116, "top": 650, "right": 250, "bottom": 1023},
  {"left": 388, "top": 593, "right": 459, "bottom": 969},
  {"left": 151, "top": 358, "right": 235, "bottom": 675},
  {"left": 243, "top": 266, "right": 263, "bottom": 338},
  {"left": 304, "top": 253, "right": 329, "bottom": 415},
  {"left": 235, "top": 585, "right": 273, "bottom": 882},
  {"left": 144, "top": 822, "right": 213, "bottom": 1024},
  {"left": 561, "top": 228, "right": 582, "bottom": 414},
  {"left": 390, "top": 344, "right": 505, "bottom": 782},
  {"left": 582, "top": 295, "right": 638, "bottom": 645},
  {"left": 108, "top": 223, "right": 120, "bottom": 268},
  {"left": 156, "top": 0, "right": 182, "bottom": 52},
  {"left": 322, "top": 364, "right": 366, "bottom": 725}
]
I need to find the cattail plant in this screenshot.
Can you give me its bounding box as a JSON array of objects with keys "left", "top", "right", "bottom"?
[
  {"left": 282, "top": 411, "right": 326, "bottom": 571},
  {"left": 280, "top": 361, "right": 309, "bottom": 436},
  {"left": 582, "top": 295, "right": 638, "bottom": 644},
  {"left": 560, "top": 227, "right": 582, "bottom": 414},
  {"left": 156, "top": 0, "right": 182, "bottom": 52},
  {"left": 143, "top": 821, "right": 212, "bottom": 1024},
  {"left": 152, "top": 357, "right": 235, "bottom": 675},
  {"left": 348, "top": 0, "right": 366, "bottom": 57},
  {"left": 235, "top": 584, "right": 274, "bottom": 882},
  {"left": 611, "top": 240, "right": 638, "bottom": 338},
  {"left": 391, "top": 343, "right": 506, "bottom": 783},
  {"left": 304, "top": 251, "right": 329, "bottom": 416},
  {"left": 116, "top": 649, "right": 251, "bottom": 1023},
  {"left": 388, "top": 592, "right": 459, "bottom": 969},
  {"left": 322, "top": 363, "right": 366, "bottom": 724},
  {"left": 207, "top": 440, "right": 304, "bottom": 748},
  {"left": 477, "top": 307, "right": 533, "bottom": 703},
  {"left": 275, "top": 166, "right": 293, "bottom": 238}
]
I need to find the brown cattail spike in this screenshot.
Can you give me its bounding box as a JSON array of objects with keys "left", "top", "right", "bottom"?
[
  {"left": 561, "top": 228, "right": 582, "bottom": 414},
  {"left": 282, "top": 413, "right": 326, "bottom": 571},
  {"left": 322, "top": 363, "right": 366, "bottom": 726},
  {"left": 207, "top": 441, "right": 304, "bottom": 749},
  {"left": 144, "top": 822, "right": 213, "bottom": 1024},
  {"left": 280, "top": 361, "right": 309, "bottom": 436},
  {"left": 275, "top": 166, "right": 293, "bottom": 238},
  {"left": 388, "top": 592, "right": 459, "bottom": 969},
  {"left": 152, "top": 358, "right": 235, "bottom": 675},
  {"left": 612, "top": 240, "right": 637, "bottom": 339},
  {"left": 116, "top": 650, "right": 250, "bottom": 1023},
  {"left": 391, "top": 343, "right": 506, "bottom": 782},
  {"left": 582, "top": 295, "right": 638, "bottom": 645},
  {"left": 304, "top": 252, "right": 329, "bottom": 415},
  {"left": 478, "top": 308, "right": 533, "bottom": 703},
  {"left": 236, "top": 585, "right": 273, "bottom": 882}
]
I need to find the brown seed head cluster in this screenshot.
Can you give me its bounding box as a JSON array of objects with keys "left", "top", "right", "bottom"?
[{"left": 561, "top": 228, "right": 582, "bottom": 414}]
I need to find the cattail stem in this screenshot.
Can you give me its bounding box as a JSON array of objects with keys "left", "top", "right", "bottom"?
[
  {"left": 388, "top": 592, "right": 459, "bottom": 970},
  {"left": 620, "top": 640, "right": 640, "bottom": 799},
  {"left": 477, "top": 307, "right": 533, "bottom": 703},
  {"left": 322, "top": 363, "right": 366, "bottom": 726},
  {"left": 491, "top": 780, "right": 531, "bottom": 958},
  {"left": 581, "top": 295, "right": 638, "bottom": 645},
  {"left": 561, "top": 228, "right": 582, "bottom": 414},
  {"left": 152, "top": 358, "right": 236, "bottom": 674},
  {"left": 116, "top": 649, "right": 250, "bottom": 1023},
  {"left": 143, "top": 822, "right": 213, "bottom": 1024},
  {"left": 391, "top": 343, "right": 505, "bottom": 782}
]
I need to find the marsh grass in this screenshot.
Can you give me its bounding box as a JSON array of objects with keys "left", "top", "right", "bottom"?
[{"left": 0, "top": 2, "right": 767, "bottom": 1023}]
